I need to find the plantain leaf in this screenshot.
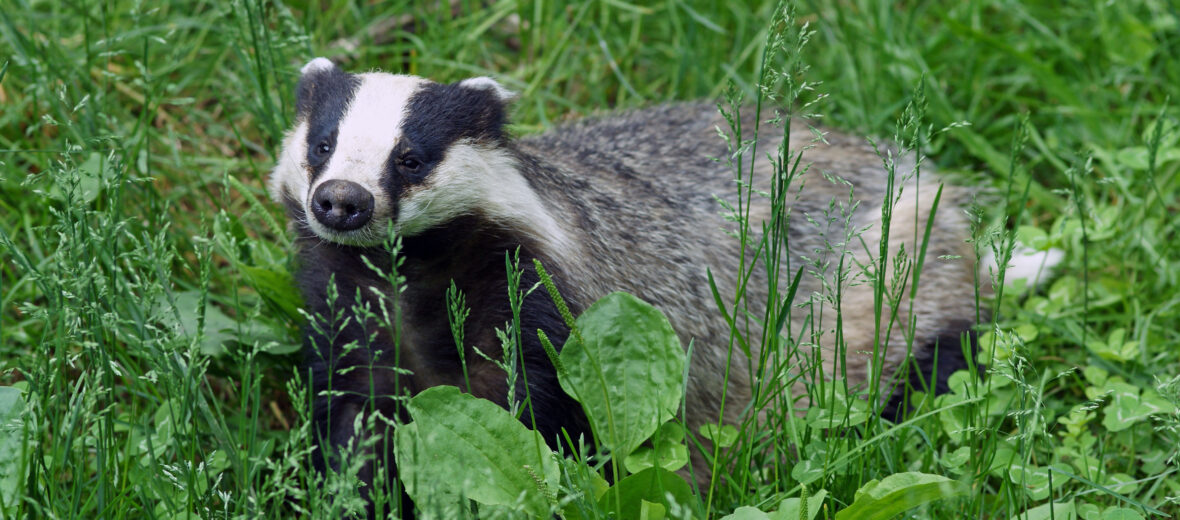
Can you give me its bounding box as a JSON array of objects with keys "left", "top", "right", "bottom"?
[
  {"left": 559, "top": 292, "right": 685, "bottom": 462},
  {"left": 598, "top": 467, "right": 699, "bottom": 519},
  {"left": 394, "top": 386, "right": 559, "bottom": 517},
  {"left": 834, "top": 472, "right": 969, "bottom": 520},
  {"left": 721, "top": 506, "right": 772, "bottom": 520}
]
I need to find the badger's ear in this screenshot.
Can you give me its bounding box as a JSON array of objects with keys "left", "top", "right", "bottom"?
[
  {"left": 295, "top": 57, "right": 350, "bottom": 119},
  {"left": 300, "top": 57, "right": 337, "bottom": 76},
  {"left": 458, "top": 76, "right": 517, "bottom": 105}
]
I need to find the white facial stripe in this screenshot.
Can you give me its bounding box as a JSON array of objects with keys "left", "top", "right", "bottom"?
[
  {"left": 304, "top": 73, "right": 426, "bottom": 244},
  {"left": 268, "top": 122, "right": 310, "bottom": 207},
  {"left": 398, "top": 141, "right": 578, "bottom": 262}
]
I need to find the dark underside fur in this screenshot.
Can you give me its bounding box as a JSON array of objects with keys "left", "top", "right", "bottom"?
[
  {"left": 881, "top": 323, "right": 979, "bottom": 421},
  {"left": 292, "top": 214, "right": 589, "bottom": 518}
]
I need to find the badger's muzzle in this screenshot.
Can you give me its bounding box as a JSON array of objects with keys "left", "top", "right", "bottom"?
[{"left": 311, "top": 179, "right": 374, "bottom": 232}]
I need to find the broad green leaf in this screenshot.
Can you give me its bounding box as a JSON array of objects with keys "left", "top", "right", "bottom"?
[
  {"left": 1143, "top": 119, "right": 1180, "bottom": 149},
  {"left": 769, "top": 489, "right": 827, "bottom": 520},
  {"left": 655, "top": 422, "right": 686, "bottom": 442},
  {"left": 1086, "top": 328, "right": 1137, "bottom": 362},
  {"left": 1048, "top": 276, "right": 1080, "bottom": 306},
  {"left": 625, "top": 421, "right": 689, "bottom": 473},
  {"left": 721, "top": 506, "right": 771, "bottom": 520},
  {"left": 204, "top": 450, "right": 230, "bottom": 474},
  {"left": 698, "top": 423, "right": 739, "bottom": 447},
  {"left": 1115, "top": 147, "right": 1153, "bottom": 170},
  {"left": 1102, "top": 382, "right": 1177, "bottom": 432},
  {"left": 936, "top": 393, "right": 969, "bottom": 443},
  {"left": 790, "top": 455, "right": 824, "bottom": 486},
  {"left": 1015, "top": 226, "right": 1050, "bottom": 251},
  {"left": 939, "top": 447, "right": 970, "bottom": 472},
  {"left": 598, "top": 467, "right": 698, "bottom": 520},
  {"left": 946, "top": 370, "right": 973, "bottom": 395},
  {"left": 48, "top": 152, "right": 106, "bottom": 203},
  {"left": 640, "top": 499, "right": 667, "bottom": 520},
  {"left": 805, "top": 404, "right": 869, "bottom": 429},
  {"left": 624, "top": 440, "right": 689, "bottom": 473},
  {"left": 1013, "top": 323, "right": 1040, "bottom": 343},
  {"left": 394, "top": 386, "right": 559, "bottom": 517},
  {"left": 1012, "top": 501, "right": 1076, "bottom": 520},
  {"left": 1101, "top": 507, "right": 1145, "bottom": 520},
  {"left": 1139, "top": 450, "right": 1168, "bottom": 474},
  {"left": 396, "top": 422, "right": 466, "bottom": 519},
  {"left": 1082, "top": 365, "right": 1109, "bottom": 388},
  {"left": 978, "top": 331, "right": 1006, "bottom": 364},
  {"left": 834, "top": 472, "right": 969, "bottom": 520},
  {"left": 158, "top": 291, "right": 276, "bottom": 356},
  {"left": 1139, "top": 390, "right": 1177, "bottom": 414},
  {"left": 150, "top": 398, "right": 183, "bottom": 458},
  {"left": 559, "top": 292, "right": 685, "bottom": 461},
  {"left": 805, "top": 383, "right": 870, "bottom": 429},
  {"left": 1105, "top": 473, "right": 1138, "bottom": 495},
  {"left": 1007, "top": 464, "right": 1051, "bottom": 500},
  {"left": 986, "top": 444, "right": 1020, "bottom": 478},
  {"left": 1079, "top": 503, "right": 1101, "bottom": 520}
]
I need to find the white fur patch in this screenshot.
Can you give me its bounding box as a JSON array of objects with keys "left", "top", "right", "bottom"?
[
  {"left": 459, "top": 76, "right": 516, "bottom": 103},
  {"left": 983, "top": 246, "right": 1065, "bottom": 291},
  {"left": 303, "top": 73, "right": 426, "bottom": 245},
  {"left": 268, "top": 122, "right": 310, "bottom": 208},
  {"left": 398, "top": 141, "right": 576, "bottom": 262},
  {"left": 301, "top": 57, "right": 335, "bottom": 75}
]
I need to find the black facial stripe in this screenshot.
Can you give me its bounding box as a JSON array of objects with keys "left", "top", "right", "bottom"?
[
  {"left": 295, "top": 63, "right": 360, "bottom": 181},
  {"left": 382, "top": 81, "right": 509, "bottom": 197}
]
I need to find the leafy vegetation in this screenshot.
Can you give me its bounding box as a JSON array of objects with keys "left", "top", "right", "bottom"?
[{"left": 1, "top": 0, "right": 1178, "bottom": 518}]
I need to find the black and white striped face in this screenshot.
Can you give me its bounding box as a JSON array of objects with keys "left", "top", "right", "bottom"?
[{"left": 268, "top": 58, "right": 524, "bottom": 246}]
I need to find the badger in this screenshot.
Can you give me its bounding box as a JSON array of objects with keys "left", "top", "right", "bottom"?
[{"left": 269, "top": 57, "right": 1010, "bottom": 512}]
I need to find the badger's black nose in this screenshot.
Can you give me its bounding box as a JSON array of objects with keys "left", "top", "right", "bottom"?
[{"left": 311, "top": 179, "right": 374, "bottom": 232}]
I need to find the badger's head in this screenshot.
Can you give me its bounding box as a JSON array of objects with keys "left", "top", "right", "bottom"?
[{"left": 268, "top": 57, "right": 526, "bottom": 247}]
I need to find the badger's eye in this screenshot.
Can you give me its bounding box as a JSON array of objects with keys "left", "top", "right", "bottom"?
[
  {"left": 400, "top": 157, "right": 421, "bottom": 171},
  {"left": 315, "top": 141, "right": 333, "bottom": 156}
]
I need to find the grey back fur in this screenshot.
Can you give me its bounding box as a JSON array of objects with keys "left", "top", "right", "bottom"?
[{"left": 513, "top": 102, "right": 978, "bottom": 432}]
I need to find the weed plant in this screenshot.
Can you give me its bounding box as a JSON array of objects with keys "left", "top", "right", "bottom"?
[{"left": 1, "top": 0, "right": 1178, "bottom": 518}]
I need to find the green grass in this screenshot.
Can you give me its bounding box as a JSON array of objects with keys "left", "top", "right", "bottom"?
[{"left": 2, "top": 0, "right": 1178, "bottom": 518}]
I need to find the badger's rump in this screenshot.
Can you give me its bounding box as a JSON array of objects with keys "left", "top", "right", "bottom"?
[{"left": 516, "top": 103, "right": 980, "bottom": 430}]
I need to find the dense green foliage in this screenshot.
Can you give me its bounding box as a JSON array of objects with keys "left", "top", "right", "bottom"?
[{"left": 1, "top": 0, "right": 1178, "bottom": 518}]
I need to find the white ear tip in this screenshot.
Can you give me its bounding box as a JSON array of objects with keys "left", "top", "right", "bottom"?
[
  {"left": 301, "top": 57, "right": 336, "bottom": 75},
  {"left": 460, "top": 76, "right": 516, "bottom": 102}
]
